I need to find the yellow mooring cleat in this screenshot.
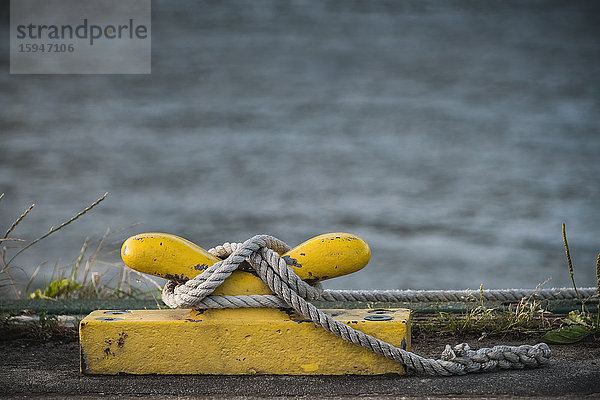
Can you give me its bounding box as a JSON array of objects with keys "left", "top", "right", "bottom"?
[
  {"left": 80, "top": 232, "right": 412, "bottom": 375},
  {"left": 121, "top": 232, "right": 372, "bottom": 295}
]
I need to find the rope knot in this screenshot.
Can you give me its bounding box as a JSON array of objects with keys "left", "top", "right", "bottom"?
[{"left": 162, "top": 235, "right": 322, "bottom": 309}]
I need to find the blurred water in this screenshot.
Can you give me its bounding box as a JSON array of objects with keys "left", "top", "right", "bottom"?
[{"left": 1, "top": 0, "right": 599, "bottom": 293}]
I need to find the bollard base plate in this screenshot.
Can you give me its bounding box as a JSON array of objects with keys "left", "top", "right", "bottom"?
[{"left": 80, "top": 308, "right": 410, "bottom": 375}]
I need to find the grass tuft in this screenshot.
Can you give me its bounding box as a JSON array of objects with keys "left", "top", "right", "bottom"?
[
  {"left": 541, "top": 224, "right": 600, "bottom": 344},
  {"left": 1, "top": 194, "right": 162, "bottom": 303},
  {"left": 417, "top": 284, "right": 554, "bottom": 336}
]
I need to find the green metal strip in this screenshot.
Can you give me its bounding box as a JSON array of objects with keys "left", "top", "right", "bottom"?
[
  {"left": 0, "top": 299, "right": 164, "bottom": 315},
  {"left": 0, "top": 298, "right": 589, "bottom": 315}
]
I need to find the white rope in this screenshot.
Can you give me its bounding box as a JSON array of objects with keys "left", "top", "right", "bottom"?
[
  {"left": 319, "top": 287, "right": 597, "bottom": 303},
  {"left": 161, "top": 235, "right": 552, "bottom": 376},
  {"left": 188, "top": 287, "right": 597, "bottom": 309}
]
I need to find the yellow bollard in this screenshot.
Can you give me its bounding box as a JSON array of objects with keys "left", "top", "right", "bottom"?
[{"left": 80, "top": 232, "right": 412, "bottom": 375}]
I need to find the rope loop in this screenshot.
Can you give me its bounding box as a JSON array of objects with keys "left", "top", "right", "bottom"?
[{"left": 161, "top": 235, "right": 552, "bottom": 376}]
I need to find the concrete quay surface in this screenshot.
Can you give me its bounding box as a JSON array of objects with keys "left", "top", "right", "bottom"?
[{"left": 1, "top": 332, "right": 599, "bottom": 399}]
